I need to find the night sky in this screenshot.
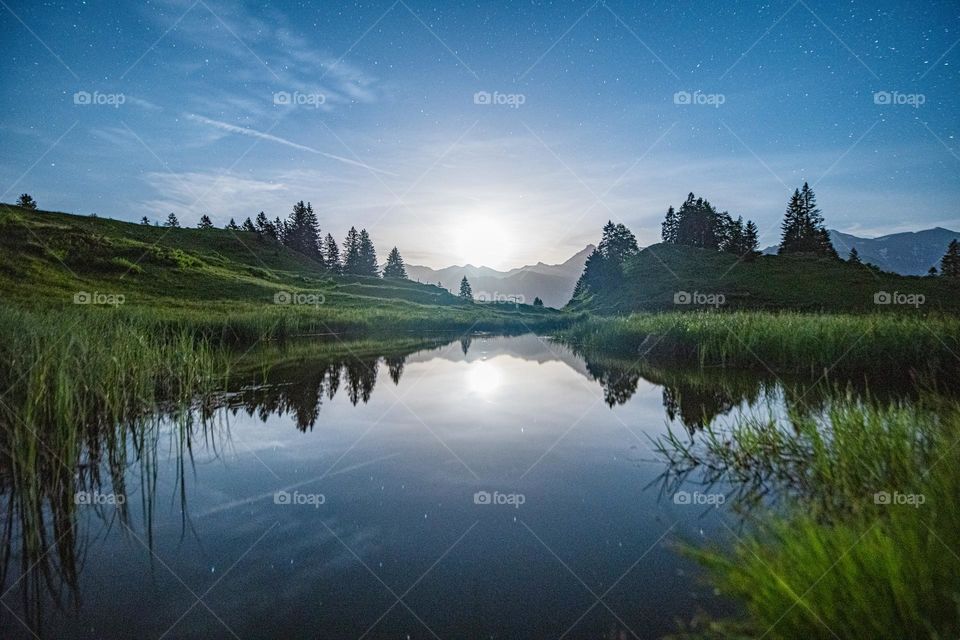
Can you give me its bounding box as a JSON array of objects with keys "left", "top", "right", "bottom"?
[{"left": 2, "top": 0, "right": 958, "bottom": 268}]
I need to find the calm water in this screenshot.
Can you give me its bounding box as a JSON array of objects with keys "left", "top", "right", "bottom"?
[{"left": 4, "top": 334, "right": 815, "bottom": 639}]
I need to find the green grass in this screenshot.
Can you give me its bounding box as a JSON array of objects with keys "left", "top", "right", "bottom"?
[
  {"left": 661, "top": 399, "right": 960, "bottom": 639},
  {"left": 0, "top": 204, "right": 568, "bottom": 334},
  {"left": 559, "top": 311, "right": 960, "bottom": 375}
]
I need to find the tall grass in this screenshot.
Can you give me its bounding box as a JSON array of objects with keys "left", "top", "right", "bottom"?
[
  {"left": 662, "top": 398, "right": 960, "bottom": 638},
  {"left": 560, "top": 311, "right": 960, "bottom": 375}
]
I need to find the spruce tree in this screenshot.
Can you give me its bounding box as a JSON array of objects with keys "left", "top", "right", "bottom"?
[
  {"left": 283, "top": 201, "right": 321, "bottom": 261},
  {"left": 779, "top": 189, "right": 803, "bottom": 253},
  {"left": 342, "top": 227, "right": 362, "bottom": 274},
  {"left": 723, "top": 216, "right": 745, "bottom": 254},
  {"left": 383, "top": 247, "right": 408, "bottom": 279},
  {"left": 273, "top": 216, "right": 285, "bottom": 242},
  {"left": 661, "top": 206, "right": 678, "bottom": 243},
  {"left": 533, "top": 296, "right": 544, "bottom": 307},
  {"left": 573, "top": 248, "right": 606, "bottom": 297},
  {"left": 779, "top": 183, "right": 837, "bottom": 257},
  {"left": 927, "top": 266, "right": 939, "bottom": 277},
  {"left": 242, "top": 217, "right": 256, "bottom": 232},
  {"left": 847, "top": 247, "right": 862, "bottom": 264},
  {"left": 197, "top": 214, "right": 214, "bottom": 229},
  {"left": 324, "top": 233, "right": 341, "bottom": 274},
  {"left": 226, "top": 218, "right": 240, "bottom": 231},
  {"left": 743, "top": 220, "right": 759, "bottom": 258},
  {"left": 164, "top": 212, "right": 180, "bottom": 228},
  {"left": 941, "top": 239, "right": 960, "bottom": 278},
  {"left": 675, "top": 193, "right": 723, "bottom": 249},
  {"left": 459, "top": 276, "right": 473, "bottom": 301},
  {"left": 141, "top": 216, "right": 150, "bottom": 225},
  {"left": 16, "top": 193, "right": 37, "bottom": 209},
  {"left": 358, "top": 229, "right": 379, "bottom": 276}
]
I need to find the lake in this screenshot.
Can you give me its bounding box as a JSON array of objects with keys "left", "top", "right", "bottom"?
[{"left": 2, "top": 332, "right": 912, "bottom": 639}]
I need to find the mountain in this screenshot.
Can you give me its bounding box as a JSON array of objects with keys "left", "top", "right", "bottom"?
[
  {"left": 569, "top": 243, "right": 960, "bottom": 314},
  {"left": 406, "top": 244, "right": 595, "bottom": 308},
  {"left": 762, "top": 228, "right": 959, "bottom": 275}
]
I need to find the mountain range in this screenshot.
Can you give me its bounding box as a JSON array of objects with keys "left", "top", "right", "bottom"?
[
  {"left": 407, "top": 226, "right": 957, "bottom": 309},
  {"left": 763, "top": 227, "right": 959, "bottom": 275},
  {"left": 405, "top": 245, "right": 595, "bottom": 308}
]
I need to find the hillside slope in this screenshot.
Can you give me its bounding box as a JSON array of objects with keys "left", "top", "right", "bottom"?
[
  {"left": 568, "top": 243, "right": 960, "bottom": 314},
  {"left": 0, "top": 205, "right": 563, "bottom": 334}
]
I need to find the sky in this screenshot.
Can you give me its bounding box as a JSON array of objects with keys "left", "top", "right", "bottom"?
[{"left": 1, "top": 0, "right": 958, "bottom": 270}]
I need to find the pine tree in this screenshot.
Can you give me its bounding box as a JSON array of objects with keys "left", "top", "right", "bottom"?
[
  {"left": 941, "top": 239, "right": 960, "bottom": 278},
  {"left": 674, "top": 193, "right": 724, "bottom": 249},
  {"left": 242, "top": 217, "right": 256, "bottom": 232},
  {"left": 383, "top": 247, "right": 408, "bottom": 279},
  {"left": 254, "top": 212, "right": 277, "bottom": 240},
  {"left": 661, "top": 206, "right": 678, "bottom": 243},
  {"left": 779, "top": 189, "right": 803, "bottom": 253},
  {"left": 743, "top": 220, "right": 759, "bottom": 258},
  {"left": 273, "top": 216, "right": 285, "bottom": 242},
  {"left": 573, "top": 248, "right": 606, "bottom": 297},
  {"left": 283, "top": 201, "right": 322, "bottom": 261},
  {"left": 140, "top": 216, "right": 151, "bottom": 225},
  {"left": 779, "top": 183, "right": 837, "bottom": 257},
  {"left": 847, "top": 247, "right": 862, "bottom": 264},
  {"left": 533, "top": 296, "right": 544, "bottom": 307},
  {"left": 358, "top": 229, "right": 378, "bottom": 276},
  {"left": 342, "top": 227, "right": 362, "bottom": 274},
  {"left": 927, "top": 266, "right": 939, "bottom": 277},
  {"left": 164, "top": 212, "right": 180, "bottom": 228},
  {"left": 324, "top": 233, "right": 341, "bottom": 274},
  {"left": 722, "top": 216, "right": 745, "bottom": 254},
  {"left": 459, "top": 276, "right": 473, "bottom": 301},
  {"left": 226, "top": 218, "right": 240, "bottom": 231},
  {"left": 16, "top": 193, "right": 37, "bottom": 209},
  {"left": 197, "top": 214, "right": 214, "bottom": 229}
]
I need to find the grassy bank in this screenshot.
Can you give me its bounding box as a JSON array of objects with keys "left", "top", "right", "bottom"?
[
  {"left": 661, "top": 399, "right": 960, "bottom": 639},
  {"left": 559, "top": 311, "right": 960, "bottom": 375}
]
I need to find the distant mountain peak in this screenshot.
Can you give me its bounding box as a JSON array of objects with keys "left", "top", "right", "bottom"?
[
  {"left": 762, "top": 226, "right": 959, "bottom": 275},
  {"left": 405, "top": 244, "right": 595, "bottom": 308}
]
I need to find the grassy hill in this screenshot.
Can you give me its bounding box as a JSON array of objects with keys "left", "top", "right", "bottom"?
[
  {"left": 568, "top": 243, "right": 960, "bottom": 314},
  {"left": 0, "top": 204, "right": 566, "bottom": 338}
]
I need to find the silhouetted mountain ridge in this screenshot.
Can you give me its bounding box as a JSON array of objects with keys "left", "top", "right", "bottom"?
[
  {"left": 406, "top": 244, "right": 595, "bottom": 308},
  {"left": 762, "top": 227, "right": 959, "bottom": 275}
]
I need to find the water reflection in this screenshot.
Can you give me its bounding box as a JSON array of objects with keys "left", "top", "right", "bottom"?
[{"left": 0, "top": 333, "right": 953, "bottom": 638}]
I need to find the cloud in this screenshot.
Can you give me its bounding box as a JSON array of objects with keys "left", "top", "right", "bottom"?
[{"left": 184, "top": 114, "right": 396, "bottom": 175}]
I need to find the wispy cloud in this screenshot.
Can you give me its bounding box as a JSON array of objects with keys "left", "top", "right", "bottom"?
[{"left": 184, "top": 114, "right": 395, "bottom": 175}]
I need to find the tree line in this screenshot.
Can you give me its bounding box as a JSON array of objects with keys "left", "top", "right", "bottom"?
[{"left": 147, "top": 201, "right": 410, "bottom": 279}]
